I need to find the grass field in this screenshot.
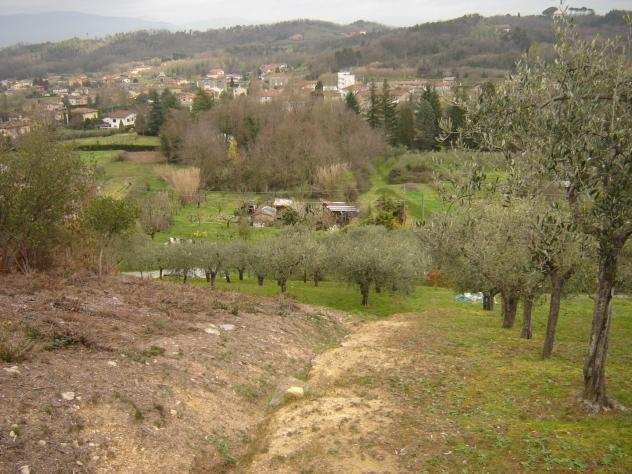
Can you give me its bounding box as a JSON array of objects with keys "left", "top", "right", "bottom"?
[
  {"left": 68, "top": 132, "right": 161, "bottom": 147},
  {"left": 154, "top": 191, "right": 280, "bottom": 243},
  {"left": 360, "top": 158, "right": 444, "bottom": 222},
  {"left": 180, "top": 274, "right": 632, "bottom": 471},
  {"left": 80, "top": 150, "right": 168, "bottom": 198}
]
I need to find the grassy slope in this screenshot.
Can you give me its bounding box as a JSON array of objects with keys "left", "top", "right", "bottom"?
[
  {"left": 74, "top": 134, "right": 630, "bottom": 469},
  {"left": 360, "top": 158, "right": 443, "bottom": 222},
  {"left": 80, "top": 150, "right": 168, "bottom": 198},
  {"left": 187, "top": 274, "right": 632, "bottom": 471}
]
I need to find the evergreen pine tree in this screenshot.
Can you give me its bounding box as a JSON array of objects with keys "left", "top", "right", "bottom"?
[
  {"left": 445, "top": 104, "right": 466, "bottom": 145},
  {"left": 396, "top": 101, "right": 416, "bottom": 148},
  {"left": 344, "top": 91, "right": 360, "bottom": 114},
  {"left": 365, "top": 81, "right": 380, "bottom": 128},
  {"left": 380, "top": 79, "right": 398, "bottom": 144},
  {"left": 414, "top": 97, "right": 438, "bottom": 150},
  {"left": 191, "top": 88, "right": 214, "bottom": 114},
  {"left": 421, "top": 85, "right": 442, "bottom": 127},
  {"left": 160, "top": 89, "right": 179, "bottom": 114},
  {"left": 147, "top": 90, "right": 164, "bottom": 136}
]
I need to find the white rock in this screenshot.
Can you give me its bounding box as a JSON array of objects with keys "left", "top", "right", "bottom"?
[
  {"left": 170, "top": 409, "right": 177, "bottom": 416},
  {"left": 38, "top": 440, "right": 47, "bottom": 446},
  {"left": 107, "top": 360, "right": 118, "bottom": 367},
  {"left": 19, "top": 466, "right": 30, "bottom": 474},
  {"left": 4, "top": 366, "right": 20, "bottom": 375},
  {"left": 220, "top": 324, "right": 235, "bottom": 331},
  {"left": 61, "top": 391, "right": 75, "bottom": 401},
  {"left": 285, "top": 386, "right": 304, "bottom": 398},
  {"left": 205, "top": 327, "right": 220, "bottom": 335}
]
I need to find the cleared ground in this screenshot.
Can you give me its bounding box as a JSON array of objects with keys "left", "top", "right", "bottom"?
[{"left": 0, "top": 274, "right": 348, "bottom": 473}]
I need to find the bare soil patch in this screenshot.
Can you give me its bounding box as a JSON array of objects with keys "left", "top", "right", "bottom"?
[
  {"left": 0, "top": 274, "right": 348, "bottom": 473},
  {"left": 241, "top": 315, "right": 457, "bottom": 473}
]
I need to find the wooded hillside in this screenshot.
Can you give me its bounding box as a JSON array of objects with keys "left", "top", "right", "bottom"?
[{"left": 0, "top": 11, "right": 628, "bottom": 80}]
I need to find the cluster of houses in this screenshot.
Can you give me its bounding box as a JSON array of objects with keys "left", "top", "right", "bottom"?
[
  {"left": 0, "top": 54, "right": 466, "bottom": 140},
  {"left": 247, "top": 197, "right": 359, "bottom": 228}
]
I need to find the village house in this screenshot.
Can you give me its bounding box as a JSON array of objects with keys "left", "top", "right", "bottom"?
[
  {"left": 259, "top": 90, "right": 281, "bottom": 103},
  {"left": 233, "top": 86, "right": 248, "bottom": 97},
  {"left": 337, "top": 71, "right": 356, "bottom": 91},
  {"left": 323, "top": 201, "right": 359, "bottom": 225},
  {"left": 252, "top": 206, "right": 277, "bottom": 227},
  {"left": 273, "top": 198, "right": 294, "bottom": 213},
  {"left": 261, "top": 63, "right": 288, "bottom": 75},
  {"left": 70, "top": 107, "right": 99, "bottom": 122},
  {"left": 51, "top": 87, "right": 69, "bottom": 96},
  {"left": 67, "top": 93, "right": 89, "bottom": 106},
  {"left": 0, "top": 118, "right": 32, "bottom": 139},
  {"left": 207, "top": 68, "right": 225, "bottom": 80},
  {"left": 103, "top": 110, "right": 137, "bottom": 129},
  {"left": 69, "top": 75, "right": 88, "bottom": 87},
  {"left": 267, "top": 74, "right": 289, "bottom": 89}
]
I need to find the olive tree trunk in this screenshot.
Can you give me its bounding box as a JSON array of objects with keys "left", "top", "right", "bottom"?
[
  {"left": 521, "top": 295, "right": 534, "bottom": 339},
  {"left": 501, "top": 291, "right": 518, "bottom": 328},
  {"left": 257, "top": 275, "right": 264, "bottom": 286},
  {"left": 482, "top": 290, "right": 496, "bottom": 311},
  {"left": 583, "top": 248, "right": 619, "bottom": 409},
  {"left": 205, "top": 270, "right": 217, "bottom": 289},
  {"left": 360, "top": 283, "right": 370, "bottom": 307},
  {"left": 542, "top": 277, "right": 565, "bottom": 358},
  {"left": 238, "top": 269, "right": 244, "bottom": 281}
]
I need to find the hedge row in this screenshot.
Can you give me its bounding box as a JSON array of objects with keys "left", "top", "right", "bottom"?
[{"left": 74, "top": 144, "right": 160, "bottom": 152}]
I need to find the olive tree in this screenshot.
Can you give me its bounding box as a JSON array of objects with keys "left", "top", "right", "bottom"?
[
  {"left": 226, "top": 240, "right": 250, "bottom": 281},
  {"left": 247, "top": 240, "right": 271, "bottom": 286},
  {"left": 194, "top": 241, "right": 228, "bottom": 288},
  {"left": 459, "top": 18, "right": 632, "bottom": 408},
  {"left": 138, "top": 191, "right": 176, "bottom": 239},
  {"left": 333, "top": 226, "right": 423, "bottom": 306},
  {"left": 426, "top": 201, "right": 535, "bottom": 329},
  {"left": 169, "top": 241, "right": 197, "bottom": 283},
  {"left": 266, "top": 232, "right": 304, "bottom": 293},
  {"left": 527, "top": 201, "right": 591, "bottom": 356}
]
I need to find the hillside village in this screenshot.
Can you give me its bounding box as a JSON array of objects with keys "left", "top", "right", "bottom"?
[{"left": 0, "top": 62, "right": 461, "bottom": 139}]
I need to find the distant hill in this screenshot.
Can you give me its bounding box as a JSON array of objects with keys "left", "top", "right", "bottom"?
[
  {"left": 0, "top": 12, "right": 173, "bottom": 47},
  {"left": 0, "top": 12, "right": 628, "bottom": 80}
]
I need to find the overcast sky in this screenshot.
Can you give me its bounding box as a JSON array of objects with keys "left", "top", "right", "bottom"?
[{"left": 1, "top": 0, "right": 631, "bottom": 26}]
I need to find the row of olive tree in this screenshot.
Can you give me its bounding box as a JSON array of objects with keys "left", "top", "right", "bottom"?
[
  {"left": 444, "top": 16, "right": 632, "bottom": 410},
  {"left": 128, "top": 226, "right": 427, "bottom": 306},
  {"left": 423, "top": 196, "right": 592, "bottom": 356}
]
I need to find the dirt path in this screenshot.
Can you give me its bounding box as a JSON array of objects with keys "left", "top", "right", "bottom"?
[{"left": 241, "top": 315, "right": 449, "bottom": 473}]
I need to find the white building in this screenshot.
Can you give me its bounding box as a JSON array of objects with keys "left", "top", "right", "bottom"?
[
  {"left": 337, "top": 72, "right": 356, "bottom": 91},
  {"left": 103, "top": 110, "right": 136, "bottom": 129}
]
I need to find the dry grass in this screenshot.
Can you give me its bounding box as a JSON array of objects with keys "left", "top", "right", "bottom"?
[{"left": 157, "top": 166, "right": 201, "bottom": 204}]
